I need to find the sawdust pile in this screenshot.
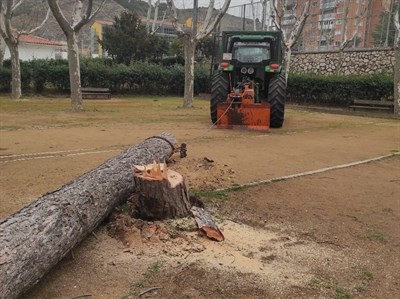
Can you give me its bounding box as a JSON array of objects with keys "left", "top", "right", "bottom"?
[{"left": 172, "top": 157, "right": 236, "bottom": 191}]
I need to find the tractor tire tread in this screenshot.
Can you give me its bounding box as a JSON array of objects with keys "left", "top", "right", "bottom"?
[
  {"left": 210, "top": 72, "right": 229, "bottom": 124},
  {"left": 268, "top": 74, "right": 286, "bottom": 128}
]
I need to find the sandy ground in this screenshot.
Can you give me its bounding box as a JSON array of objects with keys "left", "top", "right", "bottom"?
[{"left": 0, "top": 98, "right": 399, "bottom": 299}]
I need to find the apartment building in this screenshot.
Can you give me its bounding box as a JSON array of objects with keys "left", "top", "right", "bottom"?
[{"left": 280, "top": 0, "right": 393, "bottom": 51}]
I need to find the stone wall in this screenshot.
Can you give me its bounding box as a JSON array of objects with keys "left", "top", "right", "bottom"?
[{"left": 290, "top": 48, "right": 394, "bottom": 76}]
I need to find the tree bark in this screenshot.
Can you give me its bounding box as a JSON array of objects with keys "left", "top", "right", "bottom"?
[
  {"left": 183, "top": 38, "right": 197, "bottom": 108},
  {"left": 66, "top": 32, "right": 83, "bottom": 111},
  {"left": 394, "top": 46, "right": 400, "bottom": 117},
  {"left": 0, "top": 133, "right": 177, "bottom": 299},
  {"left": 394, "top": 7, "right": 400, "bottom": 117},
  {"left": 7, "top": 40, "right": 21, "bottom": 100},
  {"left": 0, "top": 36, "right": 5, "bottom": 65},
  {"left": 191, "top": 206, "right": 224, "bottom": 241},
  {"left": 284, "top": 47, "right": 291, "bottom": 83}
]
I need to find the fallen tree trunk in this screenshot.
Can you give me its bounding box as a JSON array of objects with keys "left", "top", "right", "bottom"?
[{"left": 0, "top": 133, "right": 177, "bottom": 299}]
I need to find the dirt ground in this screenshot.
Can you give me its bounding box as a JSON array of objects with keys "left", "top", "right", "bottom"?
[{"left": 0, "top": 97, "right": 399, "bottom": 299}]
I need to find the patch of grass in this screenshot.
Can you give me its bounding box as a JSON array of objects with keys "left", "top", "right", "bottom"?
[
  {"left": 359, "top": 268, "right": 373, "bottom": 280},
  {"left": 308, "top": 276, "right": 322, "bottom": 287},
  {"left": 355, "top": 283, "right": 366, "bottom": 292},
  {"left": 227, "top": 184, "right": 250, "bottom": 192},
  {"left": 309, "top": 277, "right": 351, "bottom": 299},
  {"left": 0, "top": 97, "right": 210, "bottom": 130},
  {"left": 120, "top": 203, "right": 134, "bottom": 215},
  {"left": 190, "top": 189, "right": 230, "bottom": 201},
  {"left": 127, "top": 260, "right": 165, "bottom": 297},
  {"left": 148, "top": 260, "right": 164, "bottom": 273},
  {"left": 322, "top": 284, "right": 351, "bottom": 299},
  {"left": 366, "top": 229, "right": 387, "bottom": 243},
  {"left": 133, "top": 278, "right": 146, "bottom": 289},
  {"left": 334, "top": 286, "right": 351, "bottom": 299}
]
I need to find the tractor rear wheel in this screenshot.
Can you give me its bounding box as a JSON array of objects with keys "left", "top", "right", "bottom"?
[
  {"left": 210, "top": 72, "right": 229, "bottom": 124},
  {"left": 268, "top": 74, "right": 286, "bottom": 128}
]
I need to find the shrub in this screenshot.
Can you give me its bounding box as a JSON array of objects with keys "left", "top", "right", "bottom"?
[
  {"left": 0, "top": 67, "right": 11, "bottom": 91},
  {"left": 28, "top": 59, "right": 49, "bottom": 92},
  {"left": 194, "top": 65, "right": 211, "bottom": 94},
  {"left": 2, "top": 59, "right": 32, "bottom": 91},
  {"left": 287, "top": 73, "right": 394, "bottom": 106}
]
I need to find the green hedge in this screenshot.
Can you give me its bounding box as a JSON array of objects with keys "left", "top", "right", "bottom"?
[
  {"left": 0, "top": 67, "right": 11, "bottom": 91},
  {"left": 1, "top": 59, "right": 394, "bottom": 106},
  {"left": 287, "top": 73, "right": 394, "bottom": 106},
  {"left": 0, "top": 58, "right": 211, "bottom": 95}
]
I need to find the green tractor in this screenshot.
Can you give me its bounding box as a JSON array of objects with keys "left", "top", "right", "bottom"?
[{"left": 210, "top": 31, "right": 286, "bottom": 130}]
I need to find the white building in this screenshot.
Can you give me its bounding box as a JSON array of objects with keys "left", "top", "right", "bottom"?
[{"left": 3, "top": 34, "right": 66, "bottom": 61}]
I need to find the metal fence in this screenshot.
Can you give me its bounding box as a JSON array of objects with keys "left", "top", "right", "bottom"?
[{"left": 218, "top": 1, "right": 397, "bottom": 51}]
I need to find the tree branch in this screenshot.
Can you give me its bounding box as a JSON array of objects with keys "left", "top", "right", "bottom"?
[
  {"left": 251, "top": 0, "right": 256, "bottom": 31},
  {"left": 146, "top": 0, "right": 152, "bottom": 33},
  {"left": 0, "top": 2, "right": 7, "bottom": 40},
  {"left": 151, "top": 2, "right": 167, "bottom": 35},
  {"left": 202, "top": 0, "right": 215, "bottom": 32},
  {"left": 11, "top": 0, "right": 25, "bottom": 13},
  {"left": 394, "top": 4, "right": 400, "bottom": 46},
  {"left": 196, "top": 0, "right": 231, "bottom": 40},
  {"left": 151, "top": 0, "right": 160, "bottom": 33},
  {"left": 2, "top": 0, "right": 16, "bottom": 43},
  {"left": 286, "top": 0, "right": 310, "bottom": 48},
  {"left": 272, "top": 0, "right": 282, "bottom": 32},
  {"left": 19, "top": 8, "right": 50, "bottom": 36},
  {"left": 48, "top": 0, "right": 73, "bottom": 35},
  {"left": 166, "top": 0, "right": 186, "bottom": 36},
  {"left": 86, "top": 0, "right": 106, "bottom": 25},
  {"left": 261, "top": 0, "right": 267, "bottom": 30},
  {"left": 71, "top": 0, "right": 83, "bottom": 28}
]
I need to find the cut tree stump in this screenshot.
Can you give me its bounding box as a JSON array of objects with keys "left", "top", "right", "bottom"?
[
  {"left": 0, "top": 133, "right": 177, "bottom": 299},
  {"left": 133, "top": 161, "right": 191, "bottom": 220}
]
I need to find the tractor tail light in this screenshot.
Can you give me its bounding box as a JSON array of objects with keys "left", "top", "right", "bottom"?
[
  {"left": 270, "top": 64, "right": 280, "bottom": 70},
  {"left": 220, "top": 62, "right": 230, "bottom": 68}
]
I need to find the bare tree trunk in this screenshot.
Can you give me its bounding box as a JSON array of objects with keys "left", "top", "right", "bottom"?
[
  {"left": 0, "top": 133, "right": 177, "bottom": 299},
  {"left": 273, "top": 0, "right": 310, "bottom": 82},
  {"left": 7, "top": 41, "right": 21, "bottom": 99},
  {"left": 152, "top": 0, "right": 160, "bottom": 32},
  {"left": 146, "top": 0, "right": 152, "bottom": 34},
  {"left": 261, "top": 0, "right": 267, "bottom": 30},
  {"left": 0, "top": 36, "right": 5, "bottom": 65},
  {"left": 167, "top": 0, "right": 231, "bottom": 108},
  {"left": 251, "top": 0, "right": 257, "bottom": 31},
  {"left": 284, "top": 47, "right": 291, "bottom": 83},
  {"left": 395, "top": 46, "right": 400, "bottom": 117},
  {"left": 394, "top": 6, "right": 400, "bottom": 117},
  {"left": 48, "top": 0, "right": 105, "bottom": 112},
  {"left": 66, "top": 32, "right": 83, "bottom": 111},
  {"left": 183, "top": 38, "right": 197, "bottom": 108}
]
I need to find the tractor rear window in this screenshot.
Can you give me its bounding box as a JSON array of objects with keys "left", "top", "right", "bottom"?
[{"left": 232, "top": 42, "right": 270, "bottom": 63}]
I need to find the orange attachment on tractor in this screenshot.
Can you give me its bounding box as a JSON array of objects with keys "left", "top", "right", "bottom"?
[{"left": 217, "top": 81, "right": 270, "bottom": 131}]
